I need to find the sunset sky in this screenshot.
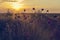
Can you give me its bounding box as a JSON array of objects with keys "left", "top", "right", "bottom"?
[{"left": 0, "top": 0, "right": 60, "bottom": 13}]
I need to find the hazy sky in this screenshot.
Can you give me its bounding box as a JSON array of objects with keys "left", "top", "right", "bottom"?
[{"left": 0, "top": 0, "right": 60, "bottom": 13}]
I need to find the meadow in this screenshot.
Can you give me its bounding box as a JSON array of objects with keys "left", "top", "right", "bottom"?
[{"left": 0, "top": 13, "right": 60, "bottom": 40}]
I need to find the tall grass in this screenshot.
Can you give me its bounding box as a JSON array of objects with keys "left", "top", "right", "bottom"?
[{"left": 0, "top": 13, "right": 60, "bottom": 40}]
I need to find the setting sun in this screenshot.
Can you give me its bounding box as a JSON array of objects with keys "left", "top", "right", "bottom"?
[{"left": 10, "top": 2, "right": 23, "bottom": 10}]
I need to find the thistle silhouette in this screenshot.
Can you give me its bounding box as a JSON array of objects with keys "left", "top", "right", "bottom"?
[
  {"left": 32, "top": 8, "right": 36, "bottom": 13},
  {"left": 41, "top": 8, "right": 44, "bottom": 13},
  {"left": 46, "top": 10, "right": 49, "bottom": 13},
  {"left": 24, "top": 9, "right": 26, "bottom": 13}
]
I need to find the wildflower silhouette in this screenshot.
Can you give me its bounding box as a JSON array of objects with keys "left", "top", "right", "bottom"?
[
  {"left": 46, "top": 10, "right": 49, "bottom": 13},
  {"left": 32, "top": 8, "right": 36, "bottom": 13},
  {"left": 41, "top": 8, "right": 44, "bottom": 13},
  {"left": 24, "top": 9, "right": 26, "bottom": 13}
]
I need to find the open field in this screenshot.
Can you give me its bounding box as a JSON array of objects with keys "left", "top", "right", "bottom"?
[{"left": 0, "top": 13, "right": 60, "bottom": 40}]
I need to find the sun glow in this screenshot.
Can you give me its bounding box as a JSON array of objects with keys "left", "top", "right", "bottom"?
[
  {"left": 7, "top": 0, "right": 24, "bottom": 10},
  {"left": 10, "top": 2, "right": 23, "bottom": 10}
]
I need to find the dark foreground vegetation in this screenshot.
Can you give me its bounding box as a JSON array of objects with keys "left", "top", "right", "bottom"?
[{"left": 0, "top": 13, "right": 60, "bottom": 40}]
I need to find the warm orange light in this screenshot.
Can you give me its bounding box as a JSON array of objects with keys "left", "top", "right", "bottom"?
[
  {"left": 7, "top": 0, "right": 24, "bottom": 11},
  {"left": 10, "top": 2, "right": 23, "bottom": 10}
]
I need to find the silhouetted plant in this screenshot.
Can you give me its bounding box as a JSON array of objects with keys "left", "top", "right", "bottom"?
[
  {"left": 46, "top": 10, "right": 49, "bottom": 13},
  {"left": 17, "top": 16, "right": 20, "bottom": 18},
  {"left": 15, "top": 14, "right": 17, "bottom": 19},
  {"left": 32, "top": 8, "right": 35, "bottom": 10},
  {"left": 24, "top": 9, "right": 26, "bottom": 13},
  {"left": 32, "top": 8, "right": 36, "bottom": 13},
  {"left": 41, "top": 8, "right": 44, "bottom": 13},
  {"left": 7, "top": 9, "right": 12, "bottom": 17}
]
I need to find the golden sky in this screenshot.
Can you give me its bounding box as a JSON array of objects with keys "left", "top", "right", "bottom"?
[{"left": 0, "top": 0, "right": 60, "bottom": 13}]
